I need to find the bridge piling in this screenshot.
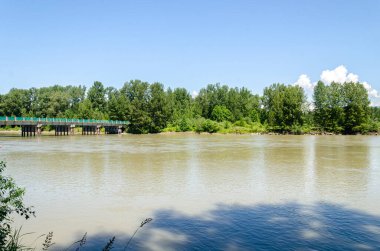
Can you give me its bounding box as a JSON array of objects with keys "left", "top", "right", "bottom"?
[
  {"left": 104, "top": 126, "right": 121, "bottom": 134},
  {"left": 55, "top": 125, "right": 70, "bottom": 136},
  {"left": 21, "top": 125, "right": 37, "bottom": 137}
]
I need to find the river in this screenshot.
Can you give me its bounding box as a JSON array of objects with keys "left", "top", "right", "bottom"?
[{"left": 1, "top": 134, "right": 380, "bottom": 250}]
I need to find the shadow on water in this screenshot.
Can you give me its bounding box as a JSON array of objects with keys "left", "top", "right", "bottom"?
[{"left": 53, "top": 202, "right": 380, "bottom": 251}]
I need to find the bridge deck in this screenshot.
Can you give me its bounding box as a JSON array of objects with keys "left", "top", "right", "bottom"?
[{"left": 0, "top": 116, "right": 128, "bottom": 127}]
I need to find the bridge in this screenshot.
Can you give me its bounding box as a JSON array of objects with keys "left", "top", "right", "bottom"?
[{"left": 0, "top": 116, "right": 129, "bottom": 137}]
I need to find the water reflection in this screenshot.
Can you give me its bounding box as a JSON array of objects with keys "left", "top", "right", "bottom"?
[
  {"left": 313, "top": 136, "right": 371, "bottom": 209},
  {"left": 263, "top": 136, "right": 311, "bottom": 202}
]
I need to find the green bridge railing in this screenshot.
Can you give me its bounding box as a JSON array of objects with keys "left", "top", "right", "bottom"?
[{"left": 0, "top": 116, "right": 128, "bottom": 125}]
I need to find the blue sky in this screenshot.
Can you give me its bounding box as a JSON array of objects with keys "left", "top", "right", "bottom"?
[{"left": 1, "top": 0, "right": 379, "bottom": 102}]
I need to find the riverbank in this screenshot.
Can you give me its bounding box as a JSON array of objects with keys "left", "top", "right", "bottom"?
[
  {"left": 0, "top": 128, "right": 83, "bottom": 136},
  {"left": 0, "top": 129, "right": 378, "bottom": 136}
]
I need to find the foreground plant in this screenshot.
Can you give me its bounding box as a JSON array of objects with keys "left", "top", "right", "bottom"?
[
  {"left": 124, "top": 218, "right": 153, "bottom": 250},
  {"left": 5, "top": 227, "right": 34, "bottom": 251},
  {"left": 0, "top": 160, "right": 35, "bottom": 248},
  {"left": 42, "top": 232, "right": 54, "bottom": 250}
]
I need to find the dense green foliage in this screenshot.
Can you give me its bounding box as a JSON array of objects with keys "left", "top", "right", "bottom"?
[
  {"left": 313, "top": 81, "right": 372, "bottom": 134},
  {"left": 0, "top": 161, "right": 34, "bottom": 248},
  {"left": 262, "top": 84, "right": 306, "bottom": 132},
  {"left": 0, "top": 80, "right": 379, "bottom": 134}
]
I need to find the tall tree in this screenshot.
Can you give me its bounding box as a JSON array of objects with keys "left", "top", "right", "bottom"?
[
  {"left": 107, "top": 88, "right": 129, "bottom": 121},
  {"left": 313, "top": 81, "right": 329, "bottom": 131},
  {"left": 121, "top": 80, "right": 151, "bottom": 134},
  {"left": 328, "top": 82, "right": 345, "bottom": 132},
  {"left": 195, "top": 83, "right": 229, "bottom": 119},
  {"left": 343, "top": 82, "right": 370, "bottom": 133},
  {"left": 77, "top": 99, "right": 93, "bottom": 119},
  {"left": 68, "top": 85, "right": 86, "bottom": 115},
  {"left": 370, "top": 107, "right": 380, "bottom": 122},
  {"left": 87, "top": 81, "right": 106, "bottom": 113},
  {"left": 170, "top": 88, "right": 193, "bottom": 121},
  {"left": 313, "top": 81, "right": 369, "bottom": 133},
  {"left": 262, "top": 83, "right": 306, "bottom": 131},
  {"left": 0, "top": 88, "right": 31, "bottom": 117},
  {"left": 149, "top": 82, "right": 170, "bottom": 133}
]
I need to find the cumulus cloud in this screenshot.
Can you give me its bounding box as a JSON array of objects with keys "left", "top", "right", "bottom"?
[
  {"left": 294, "top": 65, "right": 380, "bottom": 106},
  {"left": 320, "top": 65, "right": 359, "bottom": 84},
  {"left": 362, "top": 82, "right": 380, "bottom": 98},
  {"left": 191, "top": 90, "right": 198, "bottom": 99},
  {"left": 294, "top": 74, "right": 314, "bottom": 91}
]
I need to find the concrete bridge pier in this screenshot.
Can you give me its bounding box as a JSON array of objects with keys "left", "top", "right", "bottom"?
[
  {"left": 105, "top": 126, "right": 119, "bottom": 134},
  {"left": 82, "top": 126, "right": 96, "bottom": 135},
  {"left": 55, "top": 125, "right": 70, "bottom": 136},
  {"left": 82, "top": 126, "right": 88, "bottom": 135},
  {"left": 21, "top": 125, "right": 36, "bottom": 137}
]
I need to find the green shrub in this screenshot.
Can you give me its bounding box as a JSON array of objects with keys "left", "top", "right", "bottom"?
[
  {"left": 354, "top": 121, "right": 380, "bottom": 134},
  {"left": 162, "top": 125, "right": 179, "bottom": 132},
  {"left": 211, "top": 105, "right": 232, "bottom": 122},
  {"left": 0, "top": 161, "right": 35, "bottom": 248},
  {"left": 194, "top": 118, "right": 220, "bottom": 133},
  {"left": 290, "top": 124, "right": 302, "bottom": 135}
]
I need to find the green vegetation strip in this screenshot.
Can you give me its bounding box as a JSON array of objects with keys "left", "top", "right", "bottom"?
[{"left": 0, "top": 81, "right": 379, "bottom": 134}]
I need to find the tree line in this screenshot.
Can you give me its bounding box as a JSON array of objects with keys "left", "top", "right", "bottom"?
[{"left": 0, "top": 80, "right": 379, "bottom": 134}]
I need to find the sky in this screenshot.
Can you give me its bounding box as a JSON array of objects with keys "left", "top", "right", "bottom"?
[{"left": 0, "top": 0, "right": 380, "bottom": 104}]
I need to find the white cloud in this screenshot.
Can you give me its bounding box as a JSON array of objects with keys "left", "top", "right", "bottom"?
[
  {"left": 320, "top": 65, "right": 359, "bottom": 84},
  {"left": 362, "top": 82, "right": 380, "bottom": 98},
  {"left": 294, "top": 74, "right": 314, "bottom": 91},
  {"left": 318, "top": 65, "right": 380, "bottom": 98},
  {"left": 371, "top": 99, "right": 380, "bottom": 107},
  {"left": 321, "top": 65, "right": 380, "bottom": 99},
  {"left": 191, "top": 90, "right": 198, "bottom": 98},
  {"left": 294, "top": 65, "right": 380, "bottom": 106},
  {"left": 347, "top": 73, "right": 359, "bottom": 83}
]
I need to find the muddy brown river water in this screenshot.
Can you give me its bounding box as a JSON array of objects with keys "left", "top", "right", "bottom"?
[{"left": 1, "top": 134, "right": 379, "bottom": 250}]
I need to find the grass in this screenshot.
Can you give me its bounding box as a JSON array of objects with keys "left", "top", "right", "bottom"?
[
  {"left": 5, "top": 227, "right": 34, "bottom": 251},
  {"left": 0, "top": 126, "right": 21, "bottom": 131},
  {"left": 2, "top": 218, "right": 153, "bottom": 251}
]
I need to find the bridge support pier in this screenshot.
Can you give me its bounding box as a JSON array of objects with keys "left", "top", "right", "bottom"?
[
  {"left": 55, "top": 125, "right": 70, "bottom": 136},
  {"left": 21, "top": 125, "right": 36, "bottom": 137},
  {"left": 82, "top": 126, "right": 97, "bottom": 135},
  {"left": 105, "top": 126, "right": 119, "bottom": 134}
]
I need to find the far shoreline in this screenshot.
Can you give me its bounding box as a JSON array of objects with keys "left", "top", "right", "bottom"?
[{"left": 0, "top": 130, "right": 378, "bottom": 137}]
